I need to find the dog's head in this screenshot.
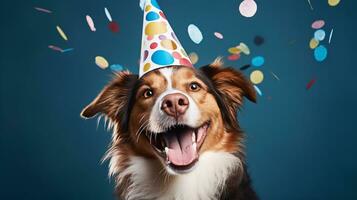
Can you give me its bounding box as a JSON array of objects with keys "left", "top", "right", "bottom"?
[{"left": 81, "top": 59, "right": 256, "bottom": 175}]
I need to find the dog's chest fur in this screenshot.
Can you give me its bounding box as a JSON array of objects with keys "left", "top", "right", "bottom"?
[{"left": 116, "top": 151, "right": 242, "bottom": 200}]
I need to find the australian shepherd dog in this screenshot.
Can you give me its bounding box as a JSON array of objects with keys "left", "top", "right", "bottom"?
[{"left": 81, "top": 58, "right": 259, "bottom": 200}]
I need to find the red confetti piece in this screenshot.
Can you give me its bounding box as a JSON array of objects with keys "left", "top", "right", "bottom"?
[
  {"left": 306, "top": 79, "right": 316, "bottom": 90},
  {"left": 227, "top": 54, "right": 240, "bottom": 61},
  {"left": 108, "top": 21, "right": 120, "bottom": 33}
]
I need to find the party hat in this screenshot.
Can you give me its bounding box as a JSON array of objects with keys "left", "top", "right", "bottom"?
[{"left": 139, "top": 0, "right": 193, "bottom": 78}]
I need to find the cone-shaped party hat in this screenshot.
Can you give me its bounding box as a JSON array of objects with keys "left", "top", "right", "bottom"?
[{"left": 139, "top": 0, "right": 193, "bottom": 78}]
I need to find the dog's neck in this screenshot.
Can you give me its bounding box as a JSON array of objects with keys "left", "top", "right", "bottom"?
[{"left": 115, "top": 151, "right": 242, "bottom": 200}]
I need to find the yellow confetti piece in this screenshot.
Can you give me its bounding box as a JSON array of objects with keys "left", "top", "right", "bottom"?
[
  {"left": 56, "top": 26, "right": 68, "bottom": 41},
  {"left": 250, "top": 70, "right": 264, "bottom": 84},
  {"left": 188, "top": 52, "right": 199, "bottom": 64},
  {"left": 228, "top": 47, "right": 241, "bottom": 55},
  {"left": 95, "top": 56, "right": 109, "bottom": 69},
  {"left": 309, "top": 38, "right": 319, "bottom": 49},
  {"left": 328, "top": 0, "right": 340, "bottom": 6}
]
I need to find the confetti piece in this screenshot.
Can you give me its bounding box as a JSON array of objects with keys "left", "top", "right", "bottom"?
[
  {"left": 62, "top": 48, "right": 74, "bottom": 53},
  {"left": 239, "top": 0, "right": 257, "bottom": 18},
  {"left": 251, "top": 56, "right": 265, "bottom": 67},
  {"left": 237, "top": 42, "right": 250, "bottom": 55},
  {"left": 188, "top": 24, "right": 203, "bottom": 44},
  {"left": 104, "top": 7, "right": 113, "bottom": 22},
  {"left": 56, "top": 26, "right": 68, "bottom": 41},
  {"left": 270, "top": 71, "right": 280, "bottom": 81},
  {"left": 139, "top": 0, "right": 146, "bottom": 10},
  {"left": 254, "top": 35, "right": 264, "bottom": 46},
  {"left": 250, "top": 70, "right": 264, "bottom": 84},
  {"left": 110, "top": 64, "right": 124, "bottom": 72},
  {"left": 311, "top": 20, "right": 325, "bottom": 29},
  {"left": 240, "top": 64, "right": 251, "bottom": 71},
  {"left": 214, "top": 32, "right": 224, "bottom": 39},
  {"left": 108, "top": 21, "right": 120, "bottom": 33},
  {"left": 188, "top": 52, "right": 199, "bottom": 64},
  {"left": 227, "top": 54, "right": 240, "bottom": 61},
  {"left": 253, "top": 85, "right": 262, "bottom": 96},
  {"left": 309, "top": 38, "right": 319, "bottom": 49},
  {"left": 86, "top": 15, "right": 96, "bottom": 32},
  {"left": 307, "top": 0, "right": 314, "bottom": 10},
  {"left": 95, "top": 56, "right": 109, "bottom": 69},
  {"left": 34, "top": 7, "right": 52, "bottom": 13},
  {"left": 328, "top": 28, "right": 334, "bottom": 44},
  {"left": 306, "top": 79, "right": 316, "bottom": 90},
  {"left": 314, "top": 45, "right": 327, "bottom": 62},
  {"left": 314, "top": 29, "right": 326, "bottom": 41},
  {"left": 328, "top": 0, "right": 341, "bottom": 6},
  {"left": 48, "top": 45, "right": 63, "bottom": 52},
  {"left": 228, "top": 47, "right": 241, "bottom": 54}
]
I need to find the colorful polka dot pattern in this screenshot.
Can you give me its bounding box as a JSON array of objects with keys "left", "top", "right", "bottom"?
[{"left": 139, "top": 0, "right": 193, "bottom": 77}]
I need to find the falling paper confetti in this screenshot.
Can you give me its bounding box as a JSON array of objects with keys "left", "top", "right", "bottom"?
[
  {"left": 250, "top": 70, "right": 264, "bottom": 84},
  {"left": 214, "top": 32, "right": 224, "bottom": 39},
  {"left": 254, "top": 35, "right": 264, "bottom": 46},
  {"left": 253, "top": 85, "right": 263, "bottom": 96},
  {"left": 86, "top": 15, "right": 96, "bottom": 32},
  {"left": 240, "top": 64, "right": 251, "bottom": 71},
  {"left": 314, "top": 45, "right": 328, "bottom": 62},
  {"left": 328, "top": 0, "right": 341, "bottom": 7},
  {"left": 48, "top": 45, "right": 63, "bottom": 52},
  {"left": 188, "top": 52, "right": 199, "bottom": 64},
  {"left": 309, "top": 38, "right": 319, "bottom": 49},
  {"left": 110, "top": 64, "right": 124, "bottom": 72},
  {"left": 34, "top": 7, "right": 52, "bottom": 13},
  {"left": 56, "top": 26, "right": 68, "bottom": 41},
  {"left": 104, "top": 7, "right": 113, "bottom": 22},
  {"left": 188, "top": 24, "right": 203, "bottom": 44},
  {"left": 306, "top": 79, "right": 316, "bottom": 90},
  {"left": 307, "top": 0, "right": 314, "bottom": 10},
  {"left": 62, "top": 48, "right": 74, "bottom": 53},
  {"left": 314, "top": 29, "right": 326, "bottom": 41},
  {"left": 139, "top": 0, "right": 146, "bottom": 10},
  {"left": 328, "top": 29, "right": 334, "bottom": 44},
  {"left": 271, "top": 71, "right": 280, "bottom": 81},
  {"left": 228, "top": 47, "right": 241, "bottom": 55},
  {"left": 227, "top": 54, "right": 240, "bottom": 61},
  {"left": 237, "top": 42, "right": 250, "bottom": 55},
  {"left": 95, "top": 56, "right": 109, "bottom": 69},
  {"left": 251, "top": 56, "right": 265, "bottom": 67},
  {"left": 239, "top": 0, "right": 257, "bottom": 18},
  {"left": 312, "top": 20, "right": 325, "bottom": 29},
  {"left": 108, "top": 21, "right": 120, "bottom": 33}
]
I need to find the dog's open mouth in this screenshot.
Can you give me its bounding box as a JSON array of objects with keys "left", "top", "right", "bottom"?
[{"left": 145, "top": 122, "right": 209, "bottom": 173}]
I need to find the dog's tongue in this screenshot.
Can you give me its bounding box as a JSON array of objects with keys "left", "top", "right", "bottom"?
[{"left": 164, "top": 128, "right": 197, "bottom": 166}]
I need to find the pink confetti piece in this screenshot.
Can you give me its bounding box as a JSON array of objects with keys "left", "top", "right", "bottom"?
[
  {"left": 34, "top": 7, "right": 52, "bottom": 13},
  {"left": 48, "top": 45, "right": 63, "bottom": 52},
  {"left": 214, "top": 32, "right": 223, "bottom": 39},
  {"left": 306, "top": 79, "right": 316, "bottom": 90},
  {"left": 86, "top": 15, "right": 96, "bottom": 32},
  {"left": 311, "top": 20, "right": 325, "bottom": 29},
  {"left": 227, "top": 54, "right": 240, "bottom": 61}
]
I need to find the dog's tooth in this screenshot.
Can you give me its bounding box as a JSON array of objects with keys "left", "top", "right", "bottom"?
[
  {"left": 192, "top": 132, "right": 196, "bottom": 143},
  {"left": 165, "top": 147, "right": 169, "bottom": 155},
  {"left": 193, "top": 142, "right": 197, "bottom": 150}
]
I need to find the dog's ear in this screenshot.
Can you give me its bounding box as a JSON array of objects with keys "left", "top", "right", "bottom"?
[
  {"left": 200, "top": 58, "right": 256, "bottom": 122},
  {"left": 81, "top": 71, "right": 138, "bottom": 122}
]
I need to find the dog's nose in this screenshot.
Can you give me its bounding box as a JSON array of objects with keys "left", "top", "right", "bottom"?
[{"left": 161, "top": 93, "right": 189, "bottom": 118}]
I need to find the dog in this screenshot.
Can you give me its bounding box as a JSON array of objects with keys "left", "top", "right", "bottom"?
[{"left": 81, "top": 58, "right": 258, "bottom": 200}]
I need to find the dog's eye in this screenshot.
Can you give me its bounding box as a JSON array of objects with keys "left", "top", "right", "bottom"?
[
  {"left": 143, "top": 89, "right": 154, "bottom": 98},
  {"left": 189, "top": 82, "right": 200, "bottom": 91}
]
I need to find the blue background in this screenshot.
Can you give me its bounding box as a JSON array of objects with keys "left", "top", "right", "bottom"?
[{"left": 1, "top": 0, "right": 356, "bottom": 199}]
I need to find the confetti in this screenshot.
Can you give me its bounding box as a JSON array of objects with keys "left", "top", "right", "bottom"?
[
  {"left": 271, "top": 71, "right": 280, "bottom": 81},
  {"left": 328, "top": 28, "right": 334, "bottom": 44},
  {"left": 227, "top": 54, "right": 240, "bottom": 61},
  {"left": 104, "top": 7, "right": 113, "bottom": 22},
  {"left": 86, "top": 15, "right": 96, "bottom": 32},
  {"left": 110, "top": 64, "right": 124, "bottom": 72},
  {"left": 311, "top": 20, "right": 325, "bottom": 29},
  {"left": 314, "top": 45, "right": 327, "bottom": 62},
  {"left": 314, "top": 29, "right": 326, "bottom": 41},
  {"left": 309, "top": 38, "right": 319, "bottom": 49},
  {"left": 240, "top": 64, "right": 251, "bottom": 71},
  {"left": 307, "top": 0, "right": 314, "bottom": 10},
  {"left": 214, "top": 32, "right": 224, "bottom": 39},
  {"left": 253, "top": 85, "right": 262, "bottom": 96},
  {"left": 237, "top": 42, "right": 250, "bottom": 55},
  {"left": 108, "top": 21, "right": 120, "bottom": 33},
  {"left": 328, "top": 0, "right": 341, "bottom": 7},
  {"left": 250, "top": 70, "right": 264, "bottom": 84},
  {"left": 254, "top": 35, "right": 264, "bottom": 46},
  {"left": 34, "top": 7, "right": 52, "bottom": 13},
  {"left": 239, "top": 0, "right": 257, "bottom": 18},
  {"left": 139, "top": 0, "right": 146, "bottom": 10},
  {"left": 62, "top": 48, "right": 74, "bottom": 53},
  {"left": 306, "top": 79, "right": 316, "bottom": 90},
  {"left": 188, "top": 52, "right": 199, "bottom": 64},
  {"left": 187, "top": 24, "right": 203, "bottom": 44},
  {"left": 48, "top": 45, "right": 63, "bottom": 52},
  {"left": 251, "top": 56, "right": 265, "bottom": 67},
  {"left": 95, "top": 56, "right": 109, "bottom": 69},
  {"left": 228, "top": 47, "right": 241, "bottom": 54},
  {"left": 56, "top": 26, "right": 68, "bottom": 41}
]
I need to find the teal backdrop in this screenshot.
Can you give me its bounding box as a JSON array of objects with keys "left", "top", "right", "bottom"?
[{"left": 1, "top": 0, "right": 356, "bottom": 199}]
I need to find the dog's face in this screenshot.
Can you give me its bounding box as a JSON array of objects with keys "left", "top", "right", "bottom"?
[{"left": 81, "top": 60, "right": 256, "bottom": 175}]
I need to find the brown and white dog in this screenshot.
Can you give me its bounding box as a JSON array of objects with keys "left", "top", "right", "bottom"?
[{"left": 81, "top": 58, "right": 258, "bottom": 200}]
